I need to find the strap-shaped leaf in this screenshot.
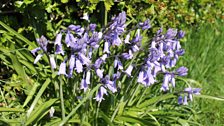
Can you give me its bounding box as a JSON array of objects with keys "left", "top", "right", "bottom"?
[
  {"left": 0, "top": 21, "right": 35, "bottom": 48},
  {"left": 26, "top": 99, "right": 58, "bottom": 125},
  {"left": 137, "top": 94, "right": 176, "bottom": 108},
  {"left": 27, "top": 78, "right": 51, "bottom": 117}
]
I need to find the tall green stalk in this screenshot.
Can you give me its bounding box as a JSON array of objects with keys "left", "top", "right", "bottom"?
[{"left": 60, "top": 75, "right": 65, "bottom": 120}]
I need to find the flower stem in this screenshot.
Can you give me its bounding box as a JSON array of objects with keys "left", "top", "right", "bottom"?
[{"left": 60, "top": 75, "right": 65, "bottom": 120}]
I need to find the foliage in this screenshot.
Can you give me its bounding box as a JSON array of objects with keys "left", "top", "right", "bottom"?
[
  {"left": 0, "top": 9, "right": 203, "bottom": 125},
  {"left": 180, "top": 21, "right": 224, "bottom": 125},
  {"left": 0, "top": 0, "right": 224, "bottom": 125}
]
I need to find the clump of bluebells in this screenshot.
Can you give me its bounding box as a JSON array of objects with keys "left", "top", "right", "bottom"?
[{"left": 31, "top": 12, "right": 200, "bottom": 104}]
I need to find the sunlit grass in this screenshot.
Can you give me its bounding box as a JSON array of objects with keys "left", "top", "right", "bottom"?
[{"left": 181, "top": 21, "right": 224, "bottom": 125}]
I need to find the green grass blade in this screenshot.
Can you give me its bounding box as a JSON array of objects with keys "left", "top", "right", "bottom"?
[
  {"left": 23, "top": 82, "right": 40, "bottom": 107},
  {"left": 115, "top": 115, "right": 155, "bottom": 125},
  {"left": 194, "top": 95, "right": 224, "bottom": 101},
  {"left": 59, "top": 84, "right": 101, "bottom": 126},
  {"left": 27, "top": 78, "right": 51, "bottom": 117},
  {"left": 0, "top": 108, "right": 25, "bottom": 112},
  {"left": 9, "top": 52, "right": 29, "bottom": 86},
  {"left": 25, "top": 98, "right": 58, "bottom": 125},
  {"left": 137, "top": 94, "right": 176, "bottom": 108},
  {"left": 99, "top": 111, "right": 114, "bottom": 126},
  {"left": 0, "top": 21, "right": 35, "bottom": 48}
]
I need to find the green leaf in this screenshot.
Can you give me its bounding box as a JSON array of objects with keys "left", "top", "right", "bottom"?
[
  {"left": 0, "top": 108, "right": 25, "bottom": 112},
  {"left": 138, "top": 94, "right": 176, "bottom": 108},
  {"left": 194, "top": 95, "right": 224, "bottom": 101},
  {"left": 26, "top": 99, "right": 58, "bottom": 125},
  {"left": 115, "top": 115, "right": 155, "bottom": 125},
  {"left": 89, "top": 0, "right": 99, "bottom": 4},
  {"left": 0, "top": 119, "right": 21, "bottom": 125},
  {"left": 69, "top": 119, "right": 91, "bottom": 126},
  {"left": 59, "top": 84, "right": 101, "bottom": 126},
  {"left": 61, "top": 0, "right": 68, "bottom": 3},
  {"left": 19, "top": 60, "right": 37, "bottom": 73},
  {"left": 104, "top": 0, "right": 114, "bottom": 11},
  {"left": 99, "top": 111, "right": 114, "bottom": 126},
  {"left": 9, "top": 52, "right": 30, "bottom": 87},
  {"left": 23, "top": 82, "right": 40, "bottom": 107},
  {"left": 0, "top": 21, "right": 35, "bottom": 48},
  {"left": 45, "top": 118, "right": 61, "bottom": 126},
  {"left": 27, "top": 78, "right": 51, "bottom": 117}
]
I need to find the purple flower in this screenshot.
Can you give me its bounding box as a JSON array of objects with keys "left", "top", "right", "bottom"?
[
  {"left": 75, "top": 58, "right": 83, "bottom": 73},
  {"left": 111, "top": 33, "right": 122, "bottom": 46},
  {"left": 81, "top": 13, "right": 89, "bottom": 21},
  {"left": 58, "top": 61, "right": 67, "bottom": 75},
  {"left": 131, "top": 45, "right": 140, "bottom": 52},
  {"left": 55, "top": 44, "right": 64, "bottom": 55},
  {"left": 65, "top": 32, "right": 77, "bottom": 47},
  {"left": 165, "top": 28, "right": 177, "bottom": 39},
  {"left": 183, "top": 95, "right": 188, "bottom": 105},
  {"left": 89, "top": 23, "right": 97, "bottom": 32},
  {"left": 125, "top": 34, "right": 130, "bottom": 44},
  {"left": 88, "top": 47, "right": 93, "bottom": 59},
  {"left": 152, "top": 62, "right": 161, "bottom": 77},
  {"left": 37, "top": 36, "right": 48, "bottom": 52},
  {"left": 114, "top": 57, "right": 123, "bottom": 70},
  {"left": 68, "top": 25, "right": 81, "bottom": 31},
  {"left": 176, "top": 66, "right": 188, "bottom": 76},
  {"left": 98, "top": 32, "right": 103, "bottom": 39},
  {"left": 78, "top": 53, "right": 91, "bottom": 65},
  {"left": 161, "top": 74, "right": 170, "bottom": 91},
  {"left": 176, "top": 49, "right": 185, "bottom": 56},
  {"left": 34, "top": 53, "right": 44, "bottom": 64},
  {"left": 157, "top": 28, "right": 163, "bottom": 35},
  {"left": 137, "top": 70, "right": 145, "bottom": 84},
  {"left": 110, "top": 12, "right": 126, "bottom": 32},
  {"left": 86, "top": 70, "right": 91, "bottom": 84},
  {"left": 80, "top": 78, "right": 88, "bottom": 92},
  {"left": 95, "top": 86, "right": 108, "bottom": 102},
  {"left": 96, "top": 69, "right": 104, "bottom": 78},
  {"left": 55, "top": 33, "right": 62, "bottom": 45},
  {"left": 68, "top": 55, "right": 75, "bottom": 77},
  {"left": 139, "top": 19, "right": 151, "bottom": 30},
  {"left": 101, "top": 54, "right": 108, "bottom": 61},
  {"left": 145, "top": 68, "right": 156, "bottom": 86},
  {"left": 177, "top": 30, "right": 185, "bottom": 39},
  {"left": 125, "top": 64, "right": 133, "bottom": 77},
  {"left": 171, "top": 74, "right": 175, "bottom": 87},
  {"left": 106, "top": 81, "right": 117, "bottom": 93},
  {"left": 101, "top": 75, "right": 117, "bottom": 93},
  {"left": 122, "top": 50, "right": 133, "bottom": 60},
  {"left": 131, "top": 29, "right": 142, "bottom": 43},
  {"left": 55, "top": 33, "right": 64, "bottom": 55},
  {"left": 31, "top": 47, "right": 41, "bottom": 56},
  {"left": 89, "top": 32, "right": 100, "bottom": 49},
  {"left": 184, "top": 87, "right": 201, "bottom": 101},
  {"left": 103, "top": 41, "right": 110, "bottom": 53},
  {"left": 178, "top": 96, "right": 183, "bottom": 104},
  {"left": 50, "top": 55, "right": 57, "bottom": 69},
  {"left": 94, "top": 58, "right": 103, "bottom": 69}
]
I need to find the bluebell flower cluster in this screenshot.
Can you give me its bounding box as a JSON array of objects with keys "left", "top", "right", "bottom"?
[
  {"left": 31, "top": 12, "right": 200, "bottom": 103},
  {"left": 178, "top": 88, "right": 201, "bottom": 105}
]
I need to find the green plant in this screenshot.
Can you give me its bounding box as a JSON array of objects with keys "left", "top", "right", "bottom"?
[{"left": 180, "top": 21, "right": 224, "bottom": 125}]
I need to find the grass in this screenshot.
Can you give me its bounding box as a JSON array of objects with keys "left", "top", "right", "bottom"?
[{"left": 181, "top": 21, "right": 224, "bottom": 125}]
